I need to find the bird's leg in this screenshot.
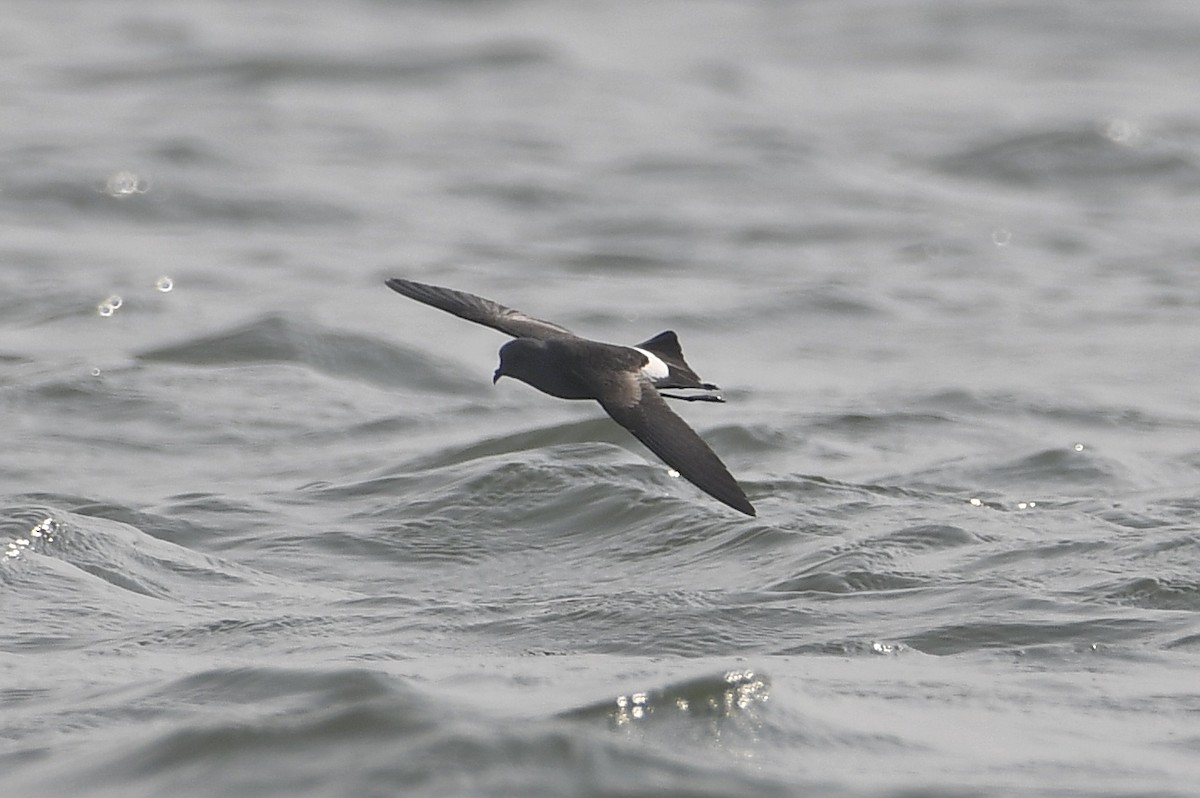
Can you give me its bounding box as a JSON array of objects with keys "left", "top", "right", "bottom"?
[{"left": 660, "top": 391, "right": 726, "bottom": 403}]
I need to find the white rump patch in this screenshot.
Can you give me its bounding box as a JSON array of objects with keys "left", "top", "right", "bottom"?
[{"left": 633, "top": 347, "right": 670, "bottom": 380}]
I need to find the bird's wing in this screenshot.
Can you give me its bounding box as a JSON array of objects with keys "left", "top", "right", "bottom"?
[
  {"left": 596, "top": 373, "right": 755, "bottom": 516},
  {"left": 385, "top": 278, "right": 576, "bottom": 340}
]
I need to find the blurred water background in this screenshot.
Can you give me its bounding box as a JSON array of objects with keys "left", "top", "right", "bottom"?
[{"left": 3, "top": 1, "right": 1200, "bottom": 795}]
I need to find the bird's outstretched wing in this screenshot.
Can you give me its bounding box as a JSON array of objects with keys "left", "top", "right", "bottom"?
[
  {"left": 385, "top": 278, "right": 576, "bottom": 340},
  {"left": 596, "top": 375, "right": 755, "bottom": 516}
]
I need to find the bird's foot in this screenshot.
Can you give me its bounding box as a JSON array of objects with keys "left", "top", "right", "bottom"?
[{"left": 660, "top": 391, "right": 726, "bottom": 403}]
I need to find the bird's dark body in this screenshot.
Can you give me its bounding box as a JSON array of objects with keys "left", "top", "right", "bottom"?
[
  {"left": 384, "top": 278, "right": 755, "bottom": 516},
  {"left": 497, "top": 338, "right": 643, "bottom": 404}
]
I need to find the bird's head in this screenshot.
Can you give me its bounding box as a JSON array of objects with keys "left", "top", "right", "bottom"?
[{"left": 493, "top": 338, "right": 544, "bottom": 385}]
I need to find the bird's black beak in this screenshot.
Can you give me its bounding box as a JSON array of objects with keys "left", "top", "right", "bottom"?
[{"left": 492, "top": 369, "right": 502, "bottom": 385}]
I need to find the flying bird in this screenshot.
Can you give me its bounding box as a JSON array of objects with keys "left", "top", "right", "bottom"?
[{"left": 385, "top": 278, "right": 755, "bottom": 516}]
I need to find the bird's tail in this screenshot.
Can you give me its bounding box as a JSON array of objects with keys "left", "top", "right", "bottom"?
[{"left": 634, "top": 331, "right": 720, "bottom": 391}]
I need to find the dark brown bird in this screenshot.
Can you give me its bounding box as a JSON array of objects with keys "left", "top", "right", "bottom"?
[{"left": 385, "top": 278, "right": 755, "bottom": 516}]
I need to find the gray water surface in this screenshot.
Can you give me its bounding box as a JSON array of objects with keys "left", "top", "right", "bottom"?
[{"left": 4, "top": 1, "right": 1200, "bottom": 796}]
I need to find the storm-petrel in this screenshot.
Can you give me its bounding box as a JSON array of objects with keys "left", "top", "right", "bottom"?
[{"left": 384, "top": 278, "right": 755, "bottom": 516}]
